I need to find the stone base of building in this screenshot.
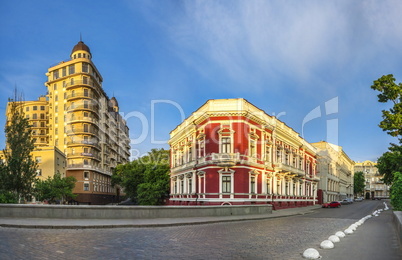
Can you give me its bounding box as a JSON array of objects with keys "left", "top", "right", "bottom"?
[{"left": 168, "top": 198, "right": 317, "bottom": 209}]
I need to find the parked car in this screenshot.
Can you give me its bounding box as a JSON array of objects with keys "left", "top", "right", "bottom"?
[
  {"left": 341, "top": 199, "right": 350, "bottom": 205},
  {"left": 354, "top": 197, "right": 363, "bottom": 202},
  {"left": 322, "top": 201, "right": 341, "bottom": 208}
]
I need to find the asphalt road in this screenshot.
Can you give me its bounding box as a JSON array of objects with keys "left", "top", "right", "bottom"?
[{"left": 0, "top": 200, "right": 400, "bottom": 260}]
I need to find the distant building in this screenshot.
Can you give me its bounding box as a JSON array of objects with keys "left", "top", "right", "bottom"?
[
  {"left": 169, "top": 98, "right": 320, "bottom": 209},
  {"left": 2, "top": 97, "right": 66, "bottom": 181},
  {"left": 3, "top": 41, "right": 131, "bottom": 204},
  {"left": 311, "top": 141, "right": 354, "bottom": 203},
  {"left": 354, "top": 161, "right": 390, "bottom": 199}
]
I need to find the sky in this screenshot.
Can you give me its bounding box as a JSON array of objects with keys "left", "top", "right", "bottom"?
[{"left": 0, "top": 0, "right": 401, "bottom": 162}]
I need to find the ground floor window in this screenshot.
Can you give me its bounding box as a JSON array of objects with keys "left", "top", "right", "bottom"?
[
  {"left": 250, "top": 176, "right": 256, "bottom": 193},
  {"left": 222, "top": 176, "right": 231, "bottom": 193}
]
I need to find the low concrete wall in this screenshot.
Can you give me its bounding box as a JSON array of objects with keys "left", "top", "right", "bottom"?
[
  {"left": 0, "top": 204, "right": 272, "bottom": 219},
  {"left": 393, "top": 211, "right": 402, "bottom": 246}
]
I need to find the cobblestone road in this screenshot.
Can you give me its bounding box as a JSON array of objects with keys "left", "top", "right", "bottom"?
[
  {"left": 1, "top": 200, "right": 399, "bottom": 260},
  {"left": 0, "top": 215, "right": 355, "bottom": 260}
]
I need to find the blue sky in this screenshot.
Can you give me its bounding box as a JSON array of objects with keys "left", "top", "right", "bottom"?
[{"left": 0, "top": 0, "right": 401, "bottom": 162}]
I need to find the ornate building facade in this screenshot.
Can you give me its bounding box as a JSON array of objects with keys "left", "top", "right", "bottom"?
[
  {"left": 169, "top": 99, "right": 319, "bottom": 209},
  {"left": 354, "top": 160, "right": 390, "bottom": 199},
  {"left": 312, "top": 141, "right": 354, "bottom": 203},
  {"left": 4, "top": 41, "right": 131, "bottom": 204}
]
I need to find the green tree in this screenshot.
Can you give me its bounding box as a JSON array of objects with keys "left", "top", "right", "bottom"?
[
  {"left": 390, "top": 172, "right": 402, "bottom": 211},
  {"left": 371, "top": 74, "right": 402, "bottom": 138},
  {"left": 35, "top": 173, "right": 77, "bottom": 203},
  {"left": 137, "top": 162, "right": 170, "bottom": 205},
  {"left": 112, "top": 148, "right": 170, "bottom": 205},
  {"left": 353, "top": 171, "right": 365, "bottom": 196},
  {"left": 371, "top": 74, "right": 402, "bottom": 185},
  {"left": 112, "top": 160, "right": 145, "bottom": 202},
  {"left": 1, "top": 91, "right": 38, "bottom": 203},
  {"left": 376, "top": 144, "right": 402, "bottom": 185}
]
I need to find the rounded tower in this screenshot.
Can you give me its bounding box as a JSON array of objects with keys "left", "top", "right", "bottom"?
[{"left": 71, "top": 41, "right": 92, "bottom": 60}]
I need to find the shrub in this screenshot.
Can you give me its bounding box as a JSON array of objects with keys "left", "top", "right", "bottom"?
[{"left": 390, "top": 172, "right": 402, "bottom": 211}]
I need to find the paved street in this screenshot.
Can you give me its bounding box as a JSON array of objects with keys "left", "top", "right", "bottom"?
[{"left": 0, "top": 200, "right": 400, "bottom": 260}]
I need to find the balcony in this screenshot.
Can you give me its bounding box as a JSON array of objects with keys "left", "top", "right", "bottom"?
[
  {"left": 275, "top": 163, "right": 305, "bottom": 177},
  {"left": 211, "top": 153, "right": 240, "bottom": 167},
  {"left": 66, "top": 92, "right": 98, "bottom": 101},
  {"left": 67, "top": 116, "right": 99, "bottom": 124},
  {"left": 67, "top": 104, "right": 99, "bottom": 115},
  {"left": 67, "top": 140, "right": 100, "bottom": 150},
  {"left": 66, "top": 127, "right": 99, "bottom": 136},
  {"left": 65, "top": 79, "right": 98, "bottom": 91}
]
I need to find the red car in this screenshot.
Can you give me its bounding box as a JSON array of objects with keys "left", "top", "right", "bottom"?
[{"left": 322, "top": 201, "right": 341, "bottom": 208}]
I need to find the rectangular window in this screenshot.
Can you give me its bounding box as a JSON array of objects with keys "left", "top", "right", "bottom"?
[
  {"left": 40, "top": 113, "right": 45, "bottom": 119},
  {"left": 84, "top": 88, "right": 89, "bottom": 97},
  {"left": 33, "top": 113, "right": 37, "bottom": 119},
  {"left": 84, "top": 171, "right": 89, "bottom": 179},
  {"left": 69, "top": 65, "right": 75, "bottom": 74},
  {"left": 62, "top": 67, "right": 66, "bottom": 77},
  {"left": 53, "top": 70, "right": 59, "bottom": 80},
  {"left": 221, "top": 137, "right": 231, "bottom": 153},
  {"left": 54, "top": 84, "right": 57, "bottom": 90},
  {"left": 83, "top": 76, "right": 88, "bottom": 84},
  {"left": 82, "top": 63, "right": 89, "bottom": 73},
  {"left": 84, "top": 183, "right": 89, "bottom": 191},
  {"left": 40, "top": 122, "right": 45, "bottom": 127},
  {"left": 250, "top": 176, "right": 256, "bottom": 193},
  {"left": 266, "top": 179, "right": 271, "bottom": 194},
  {"left": 40, "top": 106, "right": 45, "bottom": 111},
  {"left": 265, "top": 145, "right": 270, "bottom": 161},
  {"left": 26, "top": 107, "right": 29, "bottom": 112},
  {"left": 222, "top": 176, "right": 231, "bottom": 193},
  {"left": 33, "top": 106, "right": 37, "bottom": 111},
  {"left": 250, "top": 139, "right": 256, "bottom": 157},
  {"left": 78, "top": 53, "right": 81, "bottom": 58},
  {"left": 188, "top": 178, "right": 192, "bottom": 194},
  {"left": 84, "top": 100, "right": 89, "bottom": 109}
]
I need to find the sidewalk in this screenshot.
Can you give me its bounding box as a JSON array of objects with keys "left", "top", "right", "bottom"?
[{"left": 0, "top": 205, "right": 321, "bottom": 229}]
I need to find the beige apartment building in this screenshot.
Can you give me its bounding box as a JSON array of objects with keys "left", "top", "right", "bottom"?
[
  {"left": 354, "top": 160, "right": 390, "bottom": 199},
  {"left": 3, "top": 41, "right": 131, "bottom": 204},
  {"left": 312, "top": 141, "right": 354, "bottom": 203}
]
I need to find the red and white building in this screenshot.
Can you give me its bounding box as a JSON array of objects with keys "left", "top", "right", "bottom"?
[{"left": 169, "top": 99, "right": 319, "bottom": 209}]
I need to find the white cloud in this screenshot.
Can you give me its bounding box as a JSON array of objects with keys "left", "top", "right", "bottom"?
[{"left": 136, "top": 0, "right": 402, "bottom": 94}]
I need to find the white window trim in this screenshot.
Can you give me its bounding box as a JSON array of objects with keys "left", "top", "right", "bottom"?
[{"left": 218, "top": 168, "right": 235, "bottom": 199}]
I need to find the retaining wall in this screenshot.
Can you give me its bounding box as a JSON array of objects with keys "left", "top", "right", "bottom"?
[
  {"left": 0, "top": 204, "right": 272, "bottom": 219},
  {"left": 393, "top": 211, "right": 402, "bottom": 246}
]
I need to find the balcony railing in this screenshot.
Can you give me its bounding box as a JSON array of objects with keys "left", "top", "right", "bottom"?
[
  {"left": 65, "top": 80, "right": 98, "bottom": 90},
  {"left": 67, "top": 164, "right": 112, "bottom": 176},
  {"left": 67, "top": 104, "right": 99, "bottom": 113},
  {"left": 66, "top": 92, "right": 98, "bottom": 100},
  {"left": 275, "top": 163, "right": 305, "bottom": 176},
  {"left": 65, "top": 128, "right": 99, "bottom": 136},
  {"left": 67, "top": 116, "right": 99, "bottom": 124},
  {"left": 211, "top": 153, "right": 240, "bottom": 167}
]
